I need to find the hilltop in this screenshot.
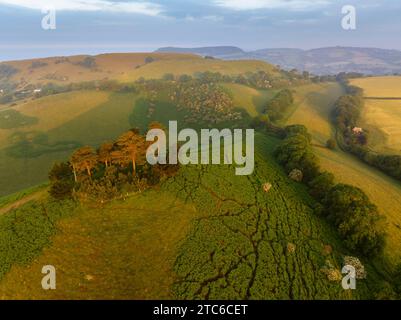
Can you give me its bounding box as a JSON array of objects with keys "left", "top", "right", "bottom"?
[
  {"left": 0, "top": 52, "right": 281, "bottom": 92},
  {"left": 155, "top": 46, "right": 401, "bottom": 75},
  {"left": 0, "top": 52, "right": 399, "bottom": 299}
]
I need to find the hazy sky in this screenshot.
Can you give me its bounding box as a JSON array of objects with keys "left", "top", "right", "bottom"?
[{"left": 1, "top": 0, "right": 400, "bottom": 61}]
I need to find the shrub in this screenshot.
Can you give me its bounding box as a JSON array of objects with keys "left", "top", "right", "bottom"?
[
  {"left": 323, "top": 184, "right": 386, "bottom": 257},
  {"left": 145, "top": 56, "right": 155, "bottom": 64},
  {"left": 308, "top": 172, "right": 335, "bottom": 201},
  {"left": 264, "top": 89, "right": 294, "bottom": 121},
  {"left": 326, "top": 138, "right": 337, "bottom": 150}
]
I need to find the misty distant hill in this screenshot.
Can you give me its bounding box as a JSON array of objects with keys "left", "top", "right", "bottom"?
[
  {"left": 156, "top": 46, "right": 401, "bottom": 75},
  {"left": 156, "top": 46, "right": 245, "bottom": 59}
]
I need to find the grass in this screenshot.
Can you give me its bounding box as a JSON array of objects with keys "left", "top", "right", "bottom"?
[
  {"left": 286, "top": 82, "right": 344, "bottom": 144},
  {"left": 5, "top": 53, "right": 282, "bottom": 87},
  {"left": 350, "top": 77, "right": 401, "bottom": 155},
  {"left": 0, "top": 134, "right": 373, "bottom": 299},
  {"left": 0, "top": 191, "right": 197, "bottom": 299},
  {"left": 0, "top": 79, "right": 276, "bottom": 197},
  {"left": 0, "top": 90, "right": 110, "bottom": 146},
  {"left": 0, "top": 183, "right": 48, "bottom": 210},
  {"left": 124, "top": 58, "right": 281, "bottom": 82},
  {"left": 0, "top": 91, "right": 140, "bottom": 196},
  {"left": 351, "top": 77, "right": 401, "bottom": 98},
  {"left": 359, "top": 100, "right": 401, "bottom": 155},
  {"left": 163, "top": 134, "right": 370, "bottom": 299},
  {"left": 222, "top": 83, "right": 278, "bottom": 117},
  {"left": 0, "top": 109, "right": 38, "bottom": 129},
  {"left": 284, "top": 81, "right": 401, "bottom": 265}
]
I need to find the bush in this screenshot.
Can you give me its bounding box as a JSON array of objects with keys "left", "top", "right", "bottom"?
[
  {"left": 308, "top": 172, "right": 335, "bottom": 201},
  {"left": 264, "top": 89, "right": 294, "bottom": 121},
  {"left": 275, "top": 132, "right": 320, "bottom": 182},
  {"left": 393, "top": 264, "right": 401, "bottom": 296},
  {"left": 145, "top": 56, "right": 155, "bottom": 64},
  {"left": 323, "top": 184, "right": 386, "bottom": 257},
  {"left": 326, "top": 138, "right": 336, "bottom": 150},
  {"left": 48, "top": 162, "right": 74, "bottom": 200}
]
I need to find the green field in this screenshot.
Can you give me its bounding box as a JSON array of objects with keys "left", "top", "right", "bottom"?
[
  {"left": 0, "top": 77, "right": 278, "bottom": 196},
  {"left": 0, "top": 134, "right": 375, "bottom": 299},
  {"left": 286, "top": 82, "right": 401, "bottom": 264},
  {"left": 350, "top": 77, "right": 401, "bottom": 155},
  {"left": 0, "top": 54, "right": 398, "bottom": 299},
  {"left": 222, "top": 83, "right": 278, "bottom": 117},
  {"left": 3, "top": 53, "right": 283, "bottom": 91},
  {"left": 0, "top": 91, "right": 140, "bottom": 196}
]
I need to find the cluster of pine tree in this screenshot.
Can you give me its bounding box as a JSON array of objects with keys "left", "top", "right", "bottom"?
[{"left": 48, "top": 122, "right": 179, "bottom": 201}]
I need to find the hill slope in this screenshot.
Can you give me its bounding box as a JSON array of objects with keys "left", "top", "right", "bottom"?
[
  {"left": 0, "top": 134, "right": 370, "bottom": 299},
  {"left": 156, "top": 46, "right": 401, "bottom": 75},
  {"left": 286, "top": 82, "right": 401, "bottom": 264},
  {"left": 0, "top": 52, "right": 281, "bottom": 91}
]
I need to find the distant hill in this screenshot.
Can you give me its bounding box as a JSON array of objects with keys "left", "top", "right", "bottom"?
[
  {"left": 156, "top": 46, "right": 245, "bottom": 59},
  {"left": 155, "top": 46, "right": 401, "bottom": 75},
  {"left": 0, "top": 52, "right": 281, "bottom": 91}
]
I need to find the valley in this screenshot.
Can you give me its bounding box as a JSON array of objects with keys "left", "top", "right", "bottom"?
[{"left": 0, "top": 53, "right": 400, "bottom": 300}]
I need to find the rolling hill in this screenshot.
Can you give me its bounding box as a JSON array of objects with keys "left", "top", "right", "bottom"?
[
  {"left": 0, "top": 52, "right": 398, "bottom": 300},
  {"left": 286, "top": 82, "right": 401, "bottom": 265},
  {"left": 0, "top": 53, "right": 287, "bottom": 196},
  {"left": 0, "top": 134, "right": 374, "bottom": 299},
  {"left": 156, "top": 46, "right": 401, "bottom": 75},
  {"left": 0, "top": 52, "right": 281, "bottom": 92}
]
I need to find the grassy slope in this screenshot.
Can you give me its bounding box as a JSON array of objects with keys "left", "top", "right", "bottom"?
[
  {"left": 4, "top": 53, "right": 281, "bottom": 88},
  {"left": 0, "top": 91, "right": 139, "bottom": 196},
  {"left": 0, "top": 53, "right": 285, "bottom": 196},
  {"left": 0, "top": 191, "right": 197, "bottom": 299},
  {"left": 350, "top": 77, "right": 401, "bottom": 155},
  {"left": 286, "top": 82, "right": 401, "bottom": 264},
  {"left": 0, "top": 135, "right": 369, "bottom": 299},
  {"left": 222, "top": 83, "right": 278, "bottom": 117}
]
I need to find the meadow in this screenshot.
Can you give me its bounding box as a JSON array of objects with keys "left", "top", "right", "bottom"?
[
  {"left": 0, "top": 53, "right": 287, "bottom": 196},
  {"left": 350, "top": 77, "right": 401, "bottom": 155},
  {"left": 286, "top": 81, "right": 401, "bottom": 265},
  {"left": 3, "top": 53, "right": 282, "bottom": 89},
  {"left": 351, "top": 77, "right": 401, "bottom": 98},
  {"left": 0, "top": 91, "right": 139, "bottom": 196},
  {"left": 0, "top": 54, "right": 398, "bottom": 299},
  {"left": 0, "top": 135, "right": 374, "bottom": 299},
  {"left": 222, "top": 83, "right": 278, "bottom": 117}
]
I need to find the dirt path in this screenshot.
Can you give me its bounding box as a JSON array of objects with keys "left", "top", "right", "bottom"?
[{"left": 0, "top": 190, "right": 47, "bottom": 215}]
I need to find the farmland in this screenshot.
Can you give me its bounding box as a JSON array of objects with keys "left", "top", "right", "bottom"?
[
  {"left": 1, "top": 53, "right": 282, "bottom": 91},
  {"left": 0, "top": 91, "right": 139, "bottom": 196},
  {"left": 286, "top": 81, "right": 401, "bottom": 264},
  {"left": 222, "top": 83, "right": 278, "bottom": 117},
  {"left": 350, "top": 77, "right": 401, "bottom": 155},
  {"left": 0, "top": 53, "right": 399, "bottom": 299},
  {"left": 0, "top": 134, "right": 372, "bottom": 299}
]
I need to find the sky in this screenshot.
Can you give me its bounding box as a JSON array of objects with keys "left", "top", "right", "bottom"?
[{"left": 0, "top": 0, "right": 401, "bottom": 61}]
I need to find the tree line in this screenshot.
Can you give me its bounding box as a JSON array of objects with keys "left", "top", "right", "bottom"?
[
  {"left": 275, "top": 124, "right": 386, "bottom": 258},
  {"left": 263, "top": 89, "right": 294, "bottom": 122}
]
